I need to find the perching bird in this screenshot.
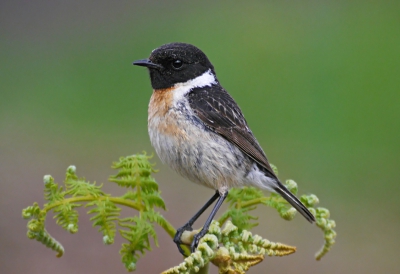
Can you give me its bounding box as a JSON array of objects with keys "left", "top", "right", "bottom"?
[{"left": 133, "top": 42, "right": 315, "bottom": 255}]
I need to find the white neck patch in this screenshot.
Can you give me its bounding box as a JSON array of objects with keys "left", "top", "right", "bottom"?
[{"left": 172, "top": 69, "right": 216, "bottom": 103}]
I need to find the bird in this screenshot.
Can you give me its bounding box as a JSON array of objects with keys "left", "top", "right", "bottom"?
[{"left": 133, "top": 42, "right": 315, "bottom": 255}]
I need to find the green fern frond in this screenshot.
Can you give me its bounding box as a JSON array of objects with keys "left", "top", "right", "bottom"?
[
  {"left": 163, "top": 221, "right": 295, "bottom": 274},
  {"left": 111, "top": 154, "right": 166, "bottom": 213},
  {"left": 121, "top": 190, "right": 138, "bottom": 200},
  {"left": 109, "top": 154, "right": 157, "bottom": 190},
  {"left": 226, "top": 187, "right": 265, "bottom": 205},
  {"left": 112, "top": 166, "right": 151, "bottom": 178},
  {"left": 108, "top": 176, "right": 137, "bottom": 188},
  {"left": 140, "top": 191, "right": 166, "bottom": 210},
  {"left": 43, "top": 175, "right": 65, "bottom": 204},
  {"left": 141, "top": 210, "right": 168, "bottom": 229},
  {"left": 119, "top": 216, "right": 158, "bottom": 271},
  {"left": 22, "top": 202, "right": 42, "bottom": 219},
  {"left": 221, "top": 221, "right": 295, "bottom": 257},
  {"left": 86, "top": 199, "right": 121, "bottom": 245},
  {"left": 24, "top": 202, "right": 64, "bottom": 257},
  {"left": 283, "top": 179, "right": 298, "bottom": 195},
  {"left": 65, "top": 176, "right": 105, "bottom": 197},
  {"left": 28, "top": 229, "right": 65, "bottom": 257},
  {"left": 27, "top": 217, "right": 45, "bottom": 234},
  {"left": 112, "top": 153, "right": 156, "bottom": 171},
  {"left": 223, "top": 180, "right": 297, "bottom": 228},
  {"left": 137, "top": 177, "right": 159, "bottom": 192},
  {"left": 219, "top": 207, "right": 259, "bottom": 231},
  {"left": 301, "top": 195, "right": 336, "bottom": 260},
  {"left": 259, "top": 180, "right": 300, "bottom": 221},
  {"left": 53, "top": 202, "right": 81, "bottom": 233},
  {"left": 220, "top": 176, "right": 336, "bottom": 262},
  {"left": 262, "top": 192, "right": 296, "bottom": 221},
  {"left": 109, "top": 175, "right": 159, "bottom": 191},
  {"left": 220, "top": 187, "right": 265, "bottom": 229},
  {"left": 22, "top": 154, "right": 336, "bottom": 273},
  {"left": 119, "top": 216, "right": 158, "bottom": 247}
]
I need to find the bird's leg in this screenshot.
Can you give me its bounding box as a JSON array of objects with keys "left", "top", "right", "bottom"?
[
  {"left": 190, "top": 191, "right": 228, "bottom": 253},
  {"left": 174, "top": 191, "right": 220, "bottom": 255}
]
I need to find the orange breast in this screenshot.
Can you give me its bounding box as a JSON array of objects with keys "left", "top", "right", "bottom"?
[
  {"left": 148, "top": 87, "right": 188, "bottom": 139},
  {"left": 148, "top": 87, "right": 174, "bottom": 117}
]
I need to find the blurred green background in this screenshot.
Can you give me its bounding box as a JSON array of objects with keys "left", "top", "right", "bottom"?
[{"left": 1, "top": 1, "right": 399, "bottom": 273}]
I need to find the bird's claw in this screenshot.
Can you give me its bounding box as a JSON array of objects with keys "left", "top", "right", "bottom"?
[
  {"left": 190, "top": 229, "right": 207, "bottom": 253},
  {"left": 190, "top": 233, "right": 201, "bottom": 253},
  {"left": 174, "top": 223, "right": 193, "bottom": 256}
]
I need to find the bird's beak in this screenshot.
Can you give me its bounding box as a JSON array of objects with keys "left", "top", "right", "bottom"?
[{"left": 133, "top": 59, "right": 163, "bottom": 69}]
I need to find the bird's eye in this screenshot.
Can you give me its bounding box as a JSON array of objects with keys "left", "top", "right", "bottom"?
[{"left": 171, "top": 60, "right": 183, "bottom": 69}]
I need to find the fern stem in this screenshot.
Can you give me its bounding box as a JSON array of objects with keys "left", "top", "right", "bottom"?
[
  {"left": 44, "top": 196, "right": 142, "bottom": 212},
  {"left": 217, "top": 214, "right": 230, "bottom": 227},
  {"left": 156, "top": 216, "right": 191, "bottom": 256},
  {"left": 240, "top": 197, "right": 268, "bottom": 208}
]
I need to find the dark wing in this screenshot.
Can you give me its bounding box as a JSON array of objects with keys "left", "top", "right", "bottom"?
[
  {"left": 188, "top": 86, "right": 317, "bottom": 224},
  {"left": 187, "top": 86, "right": 277, "bottom": 178}
]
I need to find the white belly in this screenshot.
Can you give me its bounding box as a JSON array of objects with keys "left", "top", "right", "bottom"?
[{"left": 148, "top": 98, "right": 252, "bottom": 192}]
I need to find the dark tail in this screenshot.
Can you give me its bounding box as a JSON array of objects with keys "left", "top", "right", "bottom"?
[{"left": 274, "top": 181, "right": 315, "bottom": 223}]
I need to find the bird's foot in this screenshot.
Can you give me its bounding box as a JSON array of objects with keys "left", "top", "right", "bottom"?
[
  {"left": 190, "top": 228, "right": 208, "bottom": 253},
  {"left": 174, "top": 223, "right": 193, "bottom": 256}
]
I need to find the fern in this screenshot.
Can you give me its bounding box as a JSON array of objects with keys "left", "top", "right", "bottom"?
[
  {"left": 119, "top": 216, "right": 158, "bottom": 271},
  {"left": 86, "top": 199, "right": 121, "bottom": 244},
  {"left": 163, "top": 221, "right": 296, "bottom": 274},
  {"left": 53, "top": 202, "right": 81, "bottom": 233},
  {"left": 301, "top": 195, "right": 337, "bottom": 260},
  {"left": 218, "top": 165, "right": 337, "bottom": 263},
  {"left": 22, "top": 153, "right": 336, "bottom": 273},
  {"left": 43, "top": 175, "right": 65, "bottom": 204}
]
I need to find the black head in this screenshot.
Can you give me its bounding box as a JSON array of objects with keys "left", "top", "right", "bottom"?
[{"left": 133, "top": 43, "right": 215, "bottom": 89}]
